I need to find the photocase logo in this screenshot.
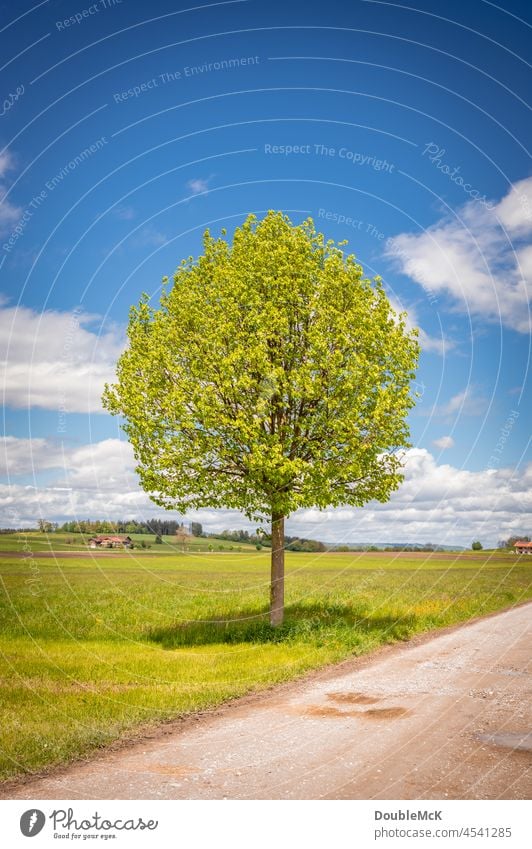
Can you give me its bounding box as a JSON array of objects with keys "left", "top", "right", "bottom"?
[{"left": 20, "top": 809, "right": 46, "bottom": 837}]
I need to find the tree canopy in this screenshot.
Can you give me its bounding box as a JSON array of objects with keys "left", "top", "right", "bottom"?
[{"left": 103, "top": 211, "right": 419, "bottom": 624}]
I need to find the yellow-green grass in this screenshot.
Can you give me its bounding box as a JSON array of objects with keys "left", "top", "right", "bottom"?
[
  {"left": 0, "top": 531, "right": 85, "bottom": 552},
  {"left": 0, "top": 531, "right": 258, "bottom": 553},
  {"left": 0, "top": 550, "right": 530, "bottom": 782},
  {"left": 126, "top": 532, "right": 258, "bottom": 552}
]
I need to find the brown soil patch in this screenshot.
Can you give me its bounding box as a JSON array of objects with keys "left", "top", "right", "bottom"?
[
  {"left": 141, "top": 764, "right": 199, "bottom": 777},
  {"left": 362, "top": 707, "right": 411, "bottom": 719},
  {"left": 327, "top": 691, "right": 381, "bottom": 705},
  {"left": 303, "top": 705, "right": 358, "bottom": 718}
]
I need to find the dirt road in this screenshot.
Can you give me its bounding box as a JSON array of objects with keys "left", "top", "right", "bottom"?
[
  {"left": 0, "top": 549, "right": 516, "bottom": 560},
  {"left": 0, "top": 550, "right": 138, "bottom": 558},
  {"left": 5, "top": 604, "right": 531, "bottom": 800}
]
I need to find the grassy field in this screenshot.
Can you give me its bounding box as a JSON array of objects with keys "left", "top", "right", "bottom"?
[
  {"left": 0, "top": 530, "right": 258, "bottom": 553},
  {"left": 0, "top": 548, "right": 530, "bottom": 782}
]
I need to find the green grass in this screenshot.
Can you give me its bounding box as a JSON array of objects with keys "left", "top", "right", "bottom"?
[
  {"left": 126, "top": 532, "right": 258, "bottom": 552},
  {"left": 0, "top": 531, "right": 85, "bottom": 552},
  {"left": 0, "top": 549, "right": 530, "bottom": 782},
  {"left": 0, "top": 531, "right": 258, "bottom": 553}
]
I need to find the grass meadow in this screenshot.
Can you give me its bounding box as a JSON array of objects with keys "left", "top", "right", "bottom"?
[
  {"left": 0, "top": 544, "right": 530, "bottom": 782},
  {"left": 0, "top": 530, "right": 258, "bottom": 553}
]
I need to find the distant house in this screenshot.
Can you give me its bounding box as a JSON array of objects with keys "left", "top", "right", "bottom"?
[
  {"left": 88, "top": 534, "right": 133, "bottom": 549},
  {"left": 514, "top": 540, "right": 532, "bottom": 555}
]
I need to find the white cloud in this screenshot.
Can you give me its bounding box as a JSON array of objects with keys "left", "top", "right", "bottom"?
[
  {"left": 386, "top": 177, "right": 532, "bottom": 333},
  {"left": 61, "top": 438, "right": 137, "bottom": 492},
  {"left": 416, "top": 326, "right": 449, "bottom": 355},
  {"left": 0, "top": 301, "right": 124, "bottom": 413},
  {"left": 0, "top": 150, "right": 22, "bottom": 232},
  {"left": 428, "top": 387, "right": 488, "bottom": 419},
  {"left": 1, "top": 438, "right": 530, "bottom": 547},
  {"left": 291, "top": 449, "right": 532, "bottom": 547},
  {"left": 433, "top": 435, "right": 455, "bottom": 449},
  {"left": 114, "top": 205, "right": 136, "bottom": 220},
  {"left": 0, "top": 436, "right": 135, "bottom": 485},
  {"left": 0, "top": 436, "right": 67, "bottom": 476},
  {"left": 387, "top": 294, "right": 451, "bottom": 355},
  {"left": 186, "top": 177, "right": 210, "bottom": 195},
  {"left": 0, "top": 152, "right": 12, "bottom": 179},
  {"left": 495, "top": 176, "right": 532, "bottom": 235},
  {"left": 137, "top": 226, "right": 167, "bottom": 247}
]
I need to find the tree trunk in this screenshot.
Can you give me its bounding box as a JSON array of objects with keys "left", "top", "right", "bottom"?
[{"left": 270, "top": 514, "right": 285, "bottom": 626}]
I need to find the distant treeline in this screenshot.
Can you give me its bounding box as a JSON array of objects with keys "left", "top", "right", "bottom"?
[
  {"left": 332, "top": 544, "right": 446, "bottom": 552},
  {"left": 56, "top": 519, "right": 203, "bottom": 536}
]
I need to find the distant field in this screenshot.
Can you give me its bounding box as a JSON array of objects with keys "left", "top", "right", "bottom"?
[
  {"left": 0, "top": 531, "right": 258, "bottom": 553},
  {"left": 127, "top": 532, "right": 258, "bottom": 552},
  {"left": 0, "top": 549, "right": 530, "bottom": 782}
]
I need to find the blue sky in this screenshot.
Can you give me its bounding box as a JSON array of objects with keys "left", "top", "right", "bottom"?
[{"left": 0, "top": 0, "right": 531, "bottom": 544}]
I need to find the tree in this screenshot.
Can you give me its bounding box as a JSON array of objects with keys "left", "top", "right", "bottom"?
[
  {"left": 191, "top": 522, "right": 203, "bottom": 537},
  {"left": 174, "top": 527, "right": 189, "bottom": 552},
  {"left": 472, "top": 541, "right": 483, "bottom": 550},
  {"left": 498, "top": 534, "right": 529, "bottom": 549},
  {"left": 103, "top": 211, "right": 419, "bottom": 625}
]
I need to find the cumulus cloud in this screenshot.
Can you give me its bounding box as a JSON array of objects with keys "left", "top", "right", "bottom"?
[
  {"left": 186, "top": 177, "right": 210, "bottom": 195},
  {"left": 496, "top": 176, "right": 532, "bottom": 235},
  {"left": 0, "top": 436, "right": 68, "bottom": 476},
  {"left": 385, "top": 177, "right": 532, "bottom": 333},
  {"left": 0, "top": 149, "right": 22, "bottom": 232},
  {"left": 0, "top": 301, "right": 124, "bottom": 413},
  {"left": 0, "top": 151, "right": 13, "bottom": 178},
  {"left": 1, "top": 438, "right": 530, "bottom": 547},
  {"left": 291, "top": 448, "right": 532, "bottom": 547},
  {"left": 427, "top": 386, "right": 488, "bottom": 419},
  {"left": 61, "top": 438, "right": 138, "bottom": 492},
  {"left": 0, "top": 437, "right": 144, "bottom": 526},
  {"left": 433, "top": 435, "right": 455, "bottom": 449}
]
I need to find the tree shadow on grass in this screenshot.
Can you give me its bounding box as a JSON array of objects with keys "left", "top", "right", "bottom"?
[{"left": 144, "top": 603, "right": 419, "bottom": 648}]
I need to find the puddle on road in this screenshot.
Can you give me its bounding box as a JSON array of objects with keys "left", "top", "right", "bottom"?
[
  {"left": 475, "top": 732, "right": 532, "bottom": 753},
  {"left": 361, "top": 707, "right": 411, "bottom": 719},
  {"left": 327, "top": 692, "right": 381, "bottom": 705},
  {"left": 132, "top": 764, "right": 200, "bottom": 777},
  {"left": 303, "top": 705, "right": 358, "bottom": 718},
  {"left": 301, "top": 705, "right": 410, "bottom": 720}
]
